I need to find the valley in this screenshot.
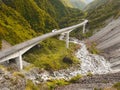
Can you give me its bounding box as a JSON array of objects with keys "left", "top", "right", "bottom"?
[{"left": 0, "top": 0, "right": 120, "bottom": 90}]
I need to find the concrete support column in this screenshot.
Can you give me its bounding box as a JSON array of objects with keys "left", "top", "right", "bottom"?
[
  {"left": 66, "top": 32, "right": 69, "bottom": 48},
  {"left": 83, "top": 24, "right": 86, "bottom": 33},
  {"left": 6, "top": 60, "right": 9, "bottom": 63},
  {"left": 15, "top": 55, "right": 23, "bottom": 70}
]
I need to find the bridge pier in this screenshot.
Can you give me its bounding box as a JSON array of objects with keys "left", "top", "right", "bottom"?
[
  {"left": 15, "top": 55, "right": 23, "bottom": 70},
  {"left": 66, "top": 32, "right": 70, "bottom": 48},
  {"left": 83, "top": 24, "right": 86, "bottom": 33},
  {"left": 6, "top": 60, "right": 10, "bottom": 63}
]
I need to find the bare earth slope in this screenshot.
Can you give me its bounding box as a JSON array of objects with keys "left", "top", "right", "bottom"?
[
  {"left": 89, "top": 17, "right": 120, "bottom": 71},
  {"left": 56, "top": 72, "right": 120, "bottom": 90}
]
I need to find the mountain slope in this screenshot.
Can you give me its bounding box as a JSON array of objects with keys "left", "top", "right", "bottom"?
[
  {"left": 86, "top": 0, "right": 120, "bottom": 70},
  {"left": 0, "top": 1, "right": 36, "bottom": 47},
  {"left": 60, "top": 0, "right": 87, "bottom": 10},
  {"left": 2, "top": 0, "right": 58, "bottom": 33},
  {"left": 84, "top": 0, "right": 108, "bottom": 11},
  {"left": 60, "top": 0, "right": 73, "bottom": 8},
  {"left": 84, "top": 0, "right": 120, "bottom": 37},
  {"left": 70, "top": 0, "right": 87, "bottom": 10},
  {"left": 35, "top": 0, "right": 69, "bottom": 22},
  {"left": 89, "top": 17, "right": 120, "bottom": 71}
]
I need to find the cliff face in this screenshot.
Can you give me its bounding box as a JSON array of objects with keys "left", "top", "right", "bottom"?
[
  {"left": 84, "top": 0, "right": 120, "bottom": 70},
  {"left": 89, "top": 17, "right": 120, "bottom": 70}
]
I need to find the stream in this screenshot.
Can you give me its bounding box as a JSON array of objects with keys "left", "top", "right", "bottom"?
[
  {"left": 25, "top": 37, "right": 111, "bottom": 82},
  {"left": 37, "top": 38, "right": 111, "bottom": 81}
]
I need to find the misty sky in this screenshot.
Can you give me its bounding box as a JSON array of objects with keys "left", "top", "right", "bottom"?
[{"left": 86, "top": 0, "right": 94, "bottom": 3}]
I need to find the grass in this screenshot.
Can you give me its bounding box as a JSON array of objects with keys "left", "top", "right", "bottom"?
[
  {"left": 25, "top": 80, "right": 39, "bottom": 90},
  {"left": 86, "top": 41, "right": 100, "bottom": 54},
  {"left": 23, "top": 65, "right": 35, "bottom": 71},
  {"left": 43, "top": 74, "right": 82, "bottom": 90},
  {"left": 24, "top": 38, "right": 79, "bottom": 71},
  {"left": 13, "top": 72, "right": 25, "bottom": 78},
  {"left": 25, "top": 79, "right": 120, "bottom": 90},
  {"left": 87, "top": 72, "right": 93, "bottom": 77},
  {"left": 25, "top": 79, "right": 69, "bottom": 90},
  {"left": 46, "top": 79, "right": 69, "bottom": 90},
  {"left": 41, "top": 74, "right": 82, "bottom": 90},
  {"left": 0, "top": 65, "right": 7, "bottom": 71},
  {"left": 69, "top": 74, "right": 82, "bottom": 83},
  {"left": 23, "top": 39, "right": 81, "bottom": 90},
  {"left": 113, "top": 82, "right": 120, "bottom": 90}
]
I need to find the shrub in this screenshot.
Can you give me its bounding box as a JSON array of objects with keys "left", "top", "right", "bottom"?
[
  {"left": 87, "top": 72, "right": 93, "bottom": 77},
  {"left": 113, "top": 82, "right": 120, "bottom": 90},
  {"left": 46, "top": 79, "right": 69, "bottom": 90},
  {"left": 94, "top": 88, "right": 102, "bottom": 90},
  {"left": 24, "top": 65, "right": 35, "bottom": 71},
  {"left": 69, "top": 74, "right": 82, "bottom": 83},
  {"left": 86, "top": 41, "right": 100, "bottom": 54},
  {"left": 13, "top": 72, "right": 25, "bottom": 78},
  {"left": 0, "top": 65, "right": 7, "bottom": 71},
  {"left": 63, "top": 56, "right": 73, "bottom": 64},
  {"left": 25, "top": 80, "right": 39, "bottom": 90}
]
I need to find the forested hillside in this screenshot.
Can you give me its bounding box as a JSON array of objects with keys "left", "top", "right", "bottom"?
[
  {"left": 0, "top": 0, "right": 61, "bottom": 49},
  {"left": 84, "top": 0, "right": 108, "bottom": 11},
  {"left": 33, "top": 0, "right": 72, "bottom": 25},
  {"left": 0, "top": 1, "right": 36, "bottom": 47},
  {"left": 60, "top": 0, "right": 73, "bottom": 8},
  {"left": 2, "top": 0, "right": 58, "bottom": 33},
  {"left": 70, "top": 0, "right": 87, "bottom": 10},
  {"left": 61, "top": 0, "right": 87, "bottom": 10}
]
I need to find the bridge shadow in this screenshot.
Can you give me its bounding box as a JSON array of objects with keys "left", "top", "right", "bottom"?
[{"left": 0, "top": 59, "right": 19, "bottom": 71}]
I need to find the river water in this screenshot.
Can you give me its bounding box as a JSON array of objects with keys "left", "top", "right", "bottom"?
[{"left": 39, "top": 38, "right": 111, "bottom": 81}]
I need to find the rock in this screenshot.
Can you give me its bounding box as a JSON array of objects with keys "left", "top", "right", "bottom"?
[
  {"left": 0, "top": 71, "right": 26, "bottom": 90},
  {"left": 1, "top": 87, "right": 10, "bottom": 90},
  {"left": 63, "top": 57, "right": 73, "bottom": 64},
  {"left": 0, "top": 69, "right": 4, "bottom": 74}
]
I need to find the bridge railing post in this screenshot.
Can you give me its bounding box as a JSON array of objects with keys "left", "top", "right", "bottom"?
[{"left": 15, "top": 55, "right": 23, "bottom": 70}]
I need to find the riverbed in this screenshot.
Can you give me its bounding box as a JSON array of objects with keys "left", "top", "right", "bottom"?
[{"left": 38, "top": 38, "right": 111, "bottom": 81}]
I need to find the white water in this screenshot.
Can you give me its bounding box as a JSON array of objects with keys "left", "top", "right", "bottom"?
[
  {"left": 38, "top": 38, "right": 111, "bottom": 81},
  {"left": 73, "top": 39, "right": 111, "bottom": 74}
]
